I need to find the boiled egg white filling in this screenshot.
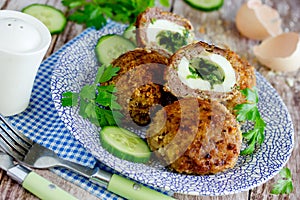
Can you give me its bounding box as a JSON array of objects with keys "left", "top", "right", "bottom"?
[
  {"left": 177, "top": 53, "right": 237, "bottom": 93},
  {"left": 146, "top": 19, "right": 186, "bottom": 42}
]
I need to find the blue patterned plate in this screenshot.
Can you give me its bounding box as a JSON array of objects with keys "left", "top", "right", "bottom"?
[{"left": 51, "top": 21, "right": 294, "bottom": 196}]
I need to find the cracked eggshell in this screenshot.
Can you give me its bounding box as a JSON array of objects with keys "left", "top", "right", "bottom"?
[
  {"left": 253, "top": 32, "right": 300, "bottom": 72},
  {"left": 235, "top": 0, "right": 282, "bottom": 40}
]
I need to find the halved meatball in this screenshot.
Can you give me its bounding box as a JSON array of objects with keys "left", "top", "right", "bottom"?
[
  {"left": 164, "top": 41, "right": 256, "bottom": 101},
  {"left": 136, "top": 7, "right": 194, "bottom": 56}
]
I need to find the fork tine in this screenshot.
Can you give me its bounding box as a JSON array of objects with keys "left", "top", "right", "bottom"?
[
  {"left": 0, "top": 123, "right": 28, "bottom": 158},
  {"left": 0, "top": 114, "right": 33, "bottom": 146},
  {"left": 0, "top": 135, "right": 25, "bottom": 161},
  {"left": 0, "top": 114, "right": 33, "bottom": 161}
]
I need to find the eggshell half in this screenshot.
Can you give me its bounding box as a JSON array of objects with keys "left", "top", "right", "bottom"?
[
  {"left": 253, "top": 32, "right": 300, "bottom": 72},
  {"left": 235, "top": 0, "right": 282, "bottom": 40}
]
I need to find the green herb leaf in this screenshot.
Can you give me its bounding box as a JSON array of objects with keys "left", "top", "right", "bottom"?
[
  {"left": 279, "top": 167, "right": 292, "bottom": 179},
  {"left": 94, "top": 66, "right": 105, "bottom": 84},
  {"left": 97, "top": 65, "right": 120, "bottom": 83},
  {"left": 61, "top": 91, "right": 79, "bottom": 106},
  {"left": 159, "top": 0, "right": 170, "bottom": 7},
  {"left": 241, "top": 86, "right": 258, "bottom": 103},
  {"left": 88, "top": 8, "right": 107, "bottom": 29},
  {"left": 240, "top": 119, "right": 265, "bottom": 155},
  {"left": 234, "top": 87, "right": 260, "bottom": 122},
  {"left": 85, "top": 102, "right": 98, "bottom": 119},
  {"left": 271, "top": 168, "right": 293, "bottom": 195},
  {"left": 94, "top": 107, "right": 121, "bottom": 127},
  {"left": 234, "top": 87, "right": 266, "bottom": 155},
  {"left": 97, "top": 85, "right": 116, "bottom": 93},
  {"left": 61, "top": 65, "right": 122, "bottom": 127},
  {"left": 96, "top": 91, "right": 113, "bottom": 107},
  {"left": 234, "top": 103, "right": 258, "bottom": 122},
  {"left": 80, "top": 85, "right": 96, "bottom": 100},
  {"left": 62, "top": 0, "right": 159, "bottom": 29},
  {"left": 61, "top": 0, "right": 85, "bottom": 8},
  {"left": 255, "top": 117, "right": 266, "bottom": 145}
]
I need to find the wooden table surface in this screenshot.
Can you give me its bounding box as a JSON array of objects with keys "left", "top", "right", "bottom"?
[{"left": 0, "top": 0, "right": 299, "bottom": 199}]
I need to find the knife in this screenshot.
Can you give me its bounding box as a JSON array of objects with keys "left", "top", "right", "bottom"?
[
  {"left": 0, "top": 151, "right": 78, "bottom": 200},
  {"left": 49, "top": 160, "right": 175, "bottom": 200},
  {"left": 31, "top": 156, "right": 175, "bottom": 200},
  {"left": 18, "top": 142, "right": 175, "bottom": 200}
]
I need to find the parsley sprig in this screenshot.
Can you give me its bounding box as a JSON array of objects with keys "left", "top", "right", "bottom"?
[
  {"left": 61, "top": 0, "right": 169, "bottom": 30},
  {"left": 271, "top": 167, "right": 294, "bottom": 195},
  {"left": 61, "top": 65, "right": 123, "bottom": 127},
  {"left": 234, "top": 87, "right": 266, "bottom": 155},
  {"left": 235, "top": 88, "right": 294, "bottom": 195}
]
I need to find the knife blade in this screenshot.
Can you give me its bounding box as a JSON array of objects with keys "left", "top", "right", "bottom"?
[{"left": 0, "top": 151, "right": 78, "bottom": 200}]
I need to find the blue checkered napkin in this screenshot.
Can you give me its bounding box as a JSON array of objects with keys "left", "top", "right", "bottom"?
[{"left": 6, "top": 23, "right": 124, "bottom": 200}]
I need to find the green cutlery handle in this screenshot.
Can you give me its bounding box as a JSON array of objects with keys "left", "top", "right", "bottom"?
[
  {"left": 22, "top": 171, "right": 78, "bottom": 200},
  {"left": 107, "top": 174, "right": 175, "bottom": 200}
]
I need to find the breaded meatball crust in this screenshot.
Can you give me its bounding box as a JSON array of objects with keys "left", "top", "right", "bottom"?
[
  {"left": 221, "top": 50, "right": 257, "bottom": 113},
  {"left": 102, "top": 48, "right": 176, "bottom": 126},
  {"left": 147, "top": 98, "right": 242, "bottom": 175}
]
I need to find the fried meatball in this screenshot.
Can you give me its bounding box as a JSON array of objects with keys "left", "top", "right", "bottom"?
[
  {"left": 147, "top": 98, "right": 242, "bottom": 175},
  {"left": 102, "top": 48, "right": 177, "bottom": 127}
]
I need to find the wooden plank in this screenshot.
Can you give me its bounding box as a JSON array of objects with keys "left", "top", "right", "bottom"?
[{"left": 1, "top": 0, "right": 299, "bottom": 200}]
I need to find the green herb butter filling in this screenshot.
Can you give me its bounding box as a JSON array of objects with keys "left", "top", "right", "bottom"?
[
  {"left": 156, "top": 30, "right": 189, "bottom": 53},
  {"left": 146, "top": 19, "right": 192, "bottom": 53},
  {"left": 187, "top": 57, "right": 225, "bottom": 89},
  {"left": 177, "top": 54, "right": 236, "bottom": 92}
]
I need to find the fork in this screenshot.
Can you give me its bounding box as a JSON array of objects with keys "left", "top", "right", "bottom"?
[
  {"left": 0, "top": 114, "right": 175, "bottom": 200},
  {"left": 0, "top": 148, "right": 78, "bottom": 200},
  {"left": 0, "top": 114, "right": 111, "bottom": 187}
]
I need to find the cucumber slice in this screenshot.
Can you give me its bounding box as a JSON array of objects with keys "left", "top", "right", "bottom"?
[
  {"left": 122, "top": 25, "right": 137, "bottom": 45},
  {"left": 100, "top": 126, "right": 151, "bottom": 163},
  {"left": 22, "top": 4, "right": 67, "bottom": 35},
  {"left": 184, "top": 0, "right": 224, "bottom": 11},
  {"left": 95, "top": 34, "right": 136, "bottom": 65}
]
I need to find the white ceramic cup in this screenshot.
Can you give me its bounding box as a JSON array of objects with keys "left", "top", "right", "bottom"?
[{"left": 0, "top": 10, "right": 51, "bottom": 116}]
